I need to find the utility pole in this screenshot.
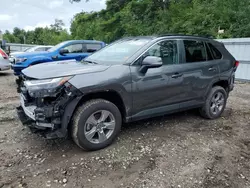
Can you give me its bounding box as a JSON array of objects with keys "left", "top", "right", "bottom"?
[
  {"left": 0, "top": 30, "right": 2, "bottom": 41},
  {"left": 23, "top": 35, "right": 26, "bottom": 44}
]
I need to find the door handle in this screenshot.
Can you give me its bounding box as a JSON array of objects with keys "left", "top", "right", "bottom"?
[
  {"left": 208, "top": 67, "right": 217, "bottom": 72},
  {"left": 171, "top": 73, "right": 183, "bottom": 79}
]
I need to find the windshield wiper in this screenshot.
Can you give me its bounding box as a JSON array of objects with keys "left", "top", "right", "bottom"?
[{"left": 81, "top": 60, "right": 98, "bottom": 64}]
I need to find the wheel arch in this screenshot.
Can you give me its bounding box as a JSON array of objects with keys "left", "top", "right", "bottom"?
[
  {"left": 212, "top": 79, "right": 230, "bottom": 93},
  {"left": 29, "top": 56, "right": 53, "bottom": 66},
  {"left": 205, "top": 79, "right": 230, "bottom": 99},
  {"left": 61, "top": 90, "right": 127, "bottom": 135}
]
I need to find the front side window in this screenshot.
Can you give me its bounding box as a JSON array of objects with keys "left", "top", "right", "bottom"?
[
  {"left": 143, "top": 40, "right": 178, "bottom": 65},
  {"left": 45, "top": 47, "right": 52, "bottom": 51},
  {"left": 63, "top": 44, "right": 83, "bottom": 53},
  {"left": 184, "top": 40, "right": 206, "bottom": 63}
]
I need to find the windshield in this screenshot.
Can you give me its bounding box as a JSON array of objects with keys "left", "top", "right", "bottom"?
[
  {"left": 85, "top": 39, "right": 151, "bottom": 65},
  {"left": 24, "top": 47, "right": 32, "bottom": 52},
  {"left": 47, "top": 41, "right": 68, "bottom": 52}
]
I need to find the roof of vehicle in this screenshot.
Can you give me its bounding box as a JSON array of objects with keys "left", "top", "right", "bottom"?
[
  {"left": 35, "top": 45, "right": 54, "bottom": 47},
  {"left": 120, "top": 34, "right": 215, "bottom": 41},
  {"left": 65, "top": 40, "right": 105, "bottom": 44}
]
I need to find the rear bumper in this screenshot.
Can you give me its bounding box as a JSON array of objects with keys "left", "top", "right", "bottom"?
[
  {"left": 229, "top": 75, "right": 235, "bottom": 92},
  {"left": 0, "top": 62, "right": 11, "bottom": 71},
  {"left": 0, "top": 65, "right": 10, "bottom": 71}
]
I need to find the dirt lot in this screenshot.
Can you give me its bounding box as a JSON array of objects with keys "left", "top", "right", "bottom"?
[{"left": 0, "top": 70, "right": 250, "bottom": 188}]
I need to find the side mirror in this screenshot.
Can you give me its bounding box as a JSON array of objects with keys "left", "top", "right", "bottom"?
[
  {"left": 139, "top": 56, "right": 163, "bottom": 73},
  {"left": 59, "top": 49, "right": 69, "bottom": 55}
]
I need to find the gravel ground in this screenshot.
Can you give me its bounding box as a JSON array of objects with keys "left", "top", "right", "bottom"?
[{"left": 0, "top": 70, "right": 250, "bottom": 188}]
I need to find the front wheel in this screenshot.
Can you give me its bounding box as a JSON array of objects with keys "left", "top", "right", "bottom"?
[
  {"left": 199, "top": 86, "right": 227, "bottom": 119},
  {"left": 71, "top": 99, "right": 122, "bottom": 151}
]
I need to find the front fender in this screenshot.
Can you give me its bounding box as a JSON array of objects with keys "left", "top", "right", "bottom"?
[
  {"left": 59, "top": 96, "right": 82, "bottom": 137},
  {"left": 27, "top": 56, "right": 53, "bottom": 65}
]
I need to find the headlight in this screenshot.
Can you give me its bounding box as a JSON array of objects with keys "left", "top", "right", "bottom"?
[
  {"left": 16, "top": 58, "right": 27, "bottom": 63},
  {"left": 24, "top": 76, "right": 72, "bottom": 96}
]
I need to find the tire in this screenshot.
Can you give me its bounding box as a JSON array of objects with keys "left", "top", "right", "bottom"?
[
  {"left": 71, "top": 99, "right": 122, "bottom": 151},
  {"left": 199, "top": 86, "right": 227, "bottom": 119},
  {"left": 16, "top": 77, "right": 23, "bottom": 93}
]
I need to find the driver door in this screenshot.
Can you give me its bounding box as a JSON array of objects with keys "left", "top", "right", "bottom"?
[
  {"left": 57, "top": 43, "right": 86, "bottom": 61},
  {"left": 130, "top": 40, "right": 185, "bottom": 120}
]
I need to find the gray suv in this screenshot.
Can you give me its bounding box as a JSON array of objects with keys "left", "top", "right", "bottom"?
[{"left": 17, "top": 35, "right": 238, "bottom": 151}]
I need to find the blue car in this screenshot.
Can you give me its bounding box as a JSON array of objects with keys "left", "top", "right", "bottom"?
[{"left": 11, "top": 40, "right": 106, "bottom": 76}]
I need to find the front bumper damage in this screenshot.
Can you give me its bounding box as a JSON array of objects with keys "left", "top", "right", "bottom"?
[{"left": 17, "top": 82, "right": 82, "bottom": 139}]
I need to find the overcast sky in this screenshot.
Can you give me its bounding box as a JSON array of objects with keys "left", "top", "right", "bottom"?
[{"left": 0, "top": 0, "right": 106, "bottom": 33}]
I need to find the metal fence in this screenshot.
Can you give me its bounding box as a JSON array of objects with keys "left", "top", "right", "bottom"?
[
  {"left": 217, "top": 38, "right": 250, "bottom": 81},
  {"left": 5, "top": 43, "right": 37, "bottom": 53}
]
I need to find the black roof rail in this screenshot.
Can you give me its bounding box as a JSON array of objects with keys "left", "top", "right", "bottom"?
[{"left": 157, "top": 33, "right": 214, "bottom": 39}]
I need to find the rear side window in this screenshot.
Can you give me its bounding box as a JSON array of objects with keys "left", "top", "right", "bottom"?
[
  {"left": 63, "top": 44, "right": 83, "bottom": 53},
  {"left": 205, "top": 43, "right": 213, "bottom": 61},
  {"left": 208, "top": 43, "right": 222, "bottom": 59},
  {"left": 184, "top": 40, "right": 206, "bottom": 63},
  {"left": 35, "top": 47, "right": 46, "bottom": 51},
  {"left": 85, "top": 43, "right": 102, "bottom": 53}
]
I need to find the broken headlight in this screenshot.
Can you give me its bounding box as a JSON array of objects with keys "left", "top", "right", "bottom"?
[{"left": 24, "top": 76, "right": 73, "bottom": 97}]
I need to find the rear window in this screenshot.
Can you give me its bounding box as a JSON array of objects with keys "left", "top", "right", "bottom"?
[{"left": 208, "top": 43, "right": 222, "bottom": 59}]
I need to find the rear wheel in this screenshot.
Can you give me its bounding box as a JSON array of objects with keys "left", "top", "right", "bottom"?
[
  {"left": 71, "top": 99, "right": 122, "bottom": 151},
  {"left": 199, "top": 86, "right": 227, "bottom": 119}
]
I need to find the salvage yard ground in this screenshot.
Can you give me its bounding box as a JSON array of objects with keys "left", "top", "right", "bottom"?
[{"left": 0, "top": 70, "right": 250, "bottom": 188}]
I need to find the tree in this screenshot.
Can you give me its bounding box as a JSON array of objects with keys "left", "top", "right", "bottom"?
[
  {"left": 3, "top": 19, "right": 71, "bottom": 45},
  {"left": 50, "top": 19, "right": 65, "bottom": 32},
  {"left": 70, "top": 0, "right": 250, "bottom": 43}
]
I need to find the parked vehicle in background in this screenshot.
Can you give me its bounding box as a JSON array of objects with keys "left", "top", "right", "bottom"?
[
  {"left": 0, "top": 48, "right": 10, "bottom": 71},
  {"left": 9, "top": 45, "right": 53, "bottom": 63},
  {"left": 11, "top": 40, "right": 105, "bottom": 76},
  {"left": 17, "top": 35, "right": 238, "bottom": 151}
]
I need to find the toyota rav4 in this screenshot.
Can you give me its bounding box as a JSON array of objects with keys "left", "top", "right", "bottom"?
[{"left": 17, "top": 35, "right": 239, "bottom": 151}]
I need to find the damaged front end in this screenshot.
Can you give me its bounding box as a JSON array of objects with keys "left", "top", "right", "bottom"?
[{"left": 17, "top": 76, "right": 82, "bottom": 139}]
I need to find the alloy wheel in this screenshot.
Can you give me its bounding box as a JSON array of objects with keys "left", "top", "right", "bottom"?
[
  {"left": 84, "top": 110, "right": 116, "bottom": 144},
  {"left": 210, "top": 91, "right": 225, "bottom": 115}
]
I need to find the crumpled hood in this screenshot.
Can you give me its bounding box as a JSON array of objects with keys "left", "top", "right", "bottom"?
[
  {"left": 14, "top": 51, "right": 50, "bottom": 58},
  {"left": 22, "top": 60, "right": 111, "bottom": 79}
]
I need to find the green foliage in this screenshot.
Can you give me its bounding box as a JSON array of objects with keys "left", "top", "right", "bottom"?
[
  {"left": 71, "top": 0, "right": 250, "bottom": 42},
  {"left": 3, "top": 19, "right": 71, "bottom": 45},
  {"left": 4, "top": 0, "right": 250, "bottom": 45}
]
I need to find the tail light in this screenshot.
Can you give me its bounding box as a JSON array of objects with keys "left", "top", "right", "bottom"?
[
  {"left": 0, "top": 49, "right": 8, "bottom": 59},
  {"left": 234, "top": 60, "right": 239, "bottom": 72},
  {"left": 235, "top": 61, "right": 240, "bottom": 68}
]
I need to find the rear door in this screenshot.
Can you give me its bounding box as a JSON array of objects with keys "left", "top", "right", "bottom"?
[{"left": 178, "top": 40, "right": 220, "bottom": 107}]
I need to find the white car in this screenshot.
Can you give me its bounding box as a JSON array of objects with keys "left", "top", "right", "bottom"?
[
  {"left": 0, "top": 48, "right": 10, "bottom": 71},
  {"left": 9, "top": 45, "right": 53, "bottom": 63}
]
